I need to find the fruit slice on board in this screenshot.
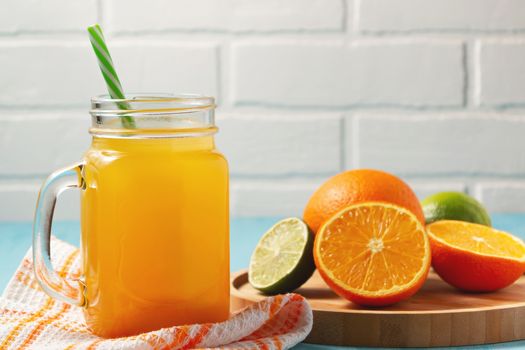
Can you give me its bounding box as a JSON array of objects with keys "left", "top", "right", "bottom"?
[
  {"left": 427, "top": 220, "right": 525, "bottom": 292},
  {"left": 249, "top": 217, "right": 315, "bottom": 295},
  {"left": 314, "top": 202, "right": 431, "bottom": 307}
]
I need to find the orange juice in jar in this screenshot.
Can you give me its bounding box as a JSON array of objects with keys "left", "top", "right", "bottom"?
[{"left": 33, "top": 94, "right": 229, "bottom": 337}]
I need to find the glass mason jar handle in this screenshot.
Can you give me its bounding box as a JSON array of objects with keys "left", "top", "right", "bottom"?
[{"left": 32, "top": 162, "right": 86, "bottom": 306}]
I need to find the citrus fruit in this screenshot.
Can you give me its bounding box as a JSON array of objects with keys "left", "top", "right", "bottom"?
[
  {"left": 304, "top": 169, "right": 424, "bottom": 233},
  {"left": 421, "top": 191, "right": 491, "bottom": 226},
  {"left": 427, "top": 220, "right": 525, "bottom": 292},
  {"left": 314, "top": 202, "right": 431, "bottom": 306},
  {"left": 249, "top": 217, "right": 315, "bottom": 295}
]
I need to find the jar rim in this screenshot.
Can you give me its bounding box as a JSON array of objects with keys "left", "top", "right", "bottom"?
[
  {"left": 89, "top": 93, "right": 217, "bottom": 138},
  {"left": 90, "top": 93, "right": 215, "bottom": 116}
]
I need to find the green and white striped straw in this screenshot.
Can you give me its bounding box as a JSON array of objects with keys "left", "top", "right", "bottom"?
[{"left": 87, "top": 24, "right": 135, "bottom": 128}]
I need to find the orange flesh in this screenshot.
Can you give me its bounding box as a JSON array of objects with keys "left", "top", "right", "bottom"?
[
  {"left": 317, "top": 203, "right": 429, "bottom": 295},
  {"left": 428, "top": 221, "right": 525, "bottom": 260}
]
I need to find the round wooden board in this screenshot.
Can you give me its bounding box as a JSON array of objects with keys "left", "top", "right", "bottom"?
[{"left": 231, "top": 270, "right": 525, "bottom": 347}]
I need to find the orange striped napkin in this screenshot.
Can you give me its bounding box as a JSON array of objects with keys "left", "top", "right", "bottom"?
[{"left": 0, "top": 238, "right": 313, "bottom": 349}]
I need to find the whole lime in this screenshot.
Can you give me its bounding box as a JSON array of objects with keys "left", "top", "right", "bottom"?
[{"left": 421, "top": 192, "right": 491, "bottom": 226}]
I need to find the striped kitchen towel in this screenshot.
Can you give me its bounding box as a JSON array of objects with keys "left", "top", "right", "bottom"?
[{"left": 0, "top": 238, "right": 313, "bottom": 349}]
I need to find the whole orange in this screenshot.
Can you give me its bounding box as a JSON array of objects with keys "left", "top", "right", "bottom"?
[{"left": 303, "top": 169, "right": 425, "bottom": 233}]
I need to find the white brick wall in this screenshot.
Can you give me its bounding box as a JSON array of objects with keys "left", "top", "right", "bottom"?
[
  {"left": 106, "top": 0, "right": 345, "bottom": 33},
  {"left": 1, "top": 0, "right": 525, "bottom": 220},
  {"left": 0, "top": 114, "right": 89, "bottom": 175},
  {"left": 0, "top": 0, "right": 97, "bottom": 33},
  {"left": 358, "top": 0, "right": 525, "bottom": 32},
  {"left": 354, "top": 114, "right": 525, "bottom": 176},
  {"left": 217, "top": 113, "right": 342, "bottom": 175},
  {"left": 232, "top": 41, "right": 464, "bottom": 107},
  {"left": 111, "top": 43, "right": 220, "bottom": 98},
  {"left": 477, "top": 40, "right": 525, "bottom": 107},
  {"left": 0, "top": 42, "right": 218, "bottom": 107},
  {"left": 0, "top": 43, "right": 103, "bottom": 107},
  {"left": 231, "top": 180, "right": 324, "bottom": 217}
]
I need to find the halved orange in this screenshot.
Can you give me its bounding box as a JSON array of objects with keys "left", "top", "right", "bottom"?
[
  {"left": 314, "top": 202, "right": 431, "bottom": 306},
  {"left": 427, "top": 220, "right": 525, "bottom": 292}
]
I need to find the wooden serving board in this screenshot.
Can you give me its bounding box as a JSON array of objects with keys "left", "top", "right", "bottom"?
[{"left": 231, "top": 269, "right": 525, "bottom": 347}]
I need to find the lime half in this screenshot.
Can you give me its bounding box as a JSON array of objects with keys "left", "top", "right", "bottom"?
[
  {"left": 421, "top": 191, "right": 491, "bottom": 226},
  {"left": 248, "top": 217, "right": 315, "bottom": 295}
]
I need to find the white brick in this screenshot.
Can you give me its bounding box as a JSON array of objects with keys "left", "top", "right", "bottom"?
[
  {"left": 355, "top": 114, "right": 525, "bottom": 176},
  {"left": 0, "top": 0, "right": 96, "bottom": 33},
  {"left": 111, "top": 43, "right": 219, "bottom": 98},
  {"left": 232, "top": 41, "right": 464, "bottom": 107},
  {"left": 0, "top": 42, "right": 218, "bottom": 107},
  {"left": 0, "top": 115, "right": 90, "bottom": 176},
  {"left": 343, "top": 115, "right": 356, "bottom": 168},
  {"left": 0, "top": 43, "right": 103, "bottom": 107},
  {"left": 231, "top": 180, "right": 322, "bottom": 217},
  {"left": 107, "top": 0, "right": 344, "bottom": 33},
  {"left": 216, "top": 113, "right": 342, "bottom": 176},
  {"left": 0, "top": 181, "right": 79, "bottom": 221},
  {"left": 477, "top": 40, "right": 525, "bottom": 107},
  {"left": 475, "top": 182, "right": 525, "bottom": 213},
  {"left": 359, "top": 0, "right": 525, "bottom": 32}
]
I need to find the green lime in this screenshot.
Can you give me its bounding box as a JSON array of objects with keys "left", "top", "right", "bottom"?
[
  {"left": 421, "top": 191, "right": 491, "bottom": 226},
  {"left": 248, "top": 217, "right": 315, "bottom": 295}
]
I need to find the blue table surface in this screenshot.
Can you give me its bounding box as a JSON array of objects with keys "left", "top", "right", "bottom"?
[{"left": 3, "top": 215, "right": 525, "bottom": 349}]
